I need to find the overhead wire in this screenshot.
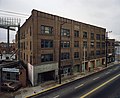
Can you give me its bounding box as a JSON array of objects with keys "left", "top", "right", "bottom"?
[
  {"left": 0, "top": 9, "right": 29, "bottom": 17},
  {"left": 0, "top": 12, "right": 28, "bottom": 18}
]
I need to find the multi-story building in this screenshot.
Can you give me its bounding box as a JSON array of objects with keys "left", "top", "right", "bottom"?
[
  {"left": 106, "top": 39, "right": 115, "bottom": 63},
  {"left": 115, "top": 41, "right": 120, "bottom": 62},
  {"left": 16, "top": 9, "right": 108, "bottom": 86}
]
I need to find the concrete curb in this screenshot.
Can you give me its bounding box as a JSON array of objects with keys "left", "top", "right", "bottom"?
[{"left": 26, "top": 62, "right": 119, "bottom": 98}]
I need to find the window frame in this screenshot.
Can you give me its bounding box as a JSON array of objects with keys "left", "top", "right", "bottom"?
[
  {"left": 41, "top": 54, "right": 53, "bottom": 62},
  {"left": 41, "top": 25, "right": 53, "bottom": 34}
]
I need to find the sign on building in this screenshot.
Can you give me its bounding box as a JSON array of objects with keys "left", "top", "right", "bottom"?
[{"left": 2, "top": 68, "right": 19, "bottom": 73}]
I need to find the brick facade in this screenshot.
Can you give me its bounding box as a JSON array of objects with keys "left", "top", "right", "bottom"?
[{"left": 16, "top": 9, "right": 115, "bottom": 86}]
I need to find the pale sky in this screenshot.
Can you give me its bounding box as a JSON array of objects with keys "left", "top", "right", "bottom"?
[{"left": 0, "top": 0, "right": 120, "bottom": 42}]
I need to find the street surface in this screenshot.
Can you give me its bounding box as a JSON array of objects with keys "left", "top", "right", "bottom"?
[{"left": 29, "top": 64, "right": 120, "bottom": 98}]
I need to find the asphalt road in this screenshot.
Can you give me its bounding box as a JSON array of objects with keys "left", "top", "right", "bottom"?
[{"left": 29, "top": 64, "right": 120, "bottom": 98}]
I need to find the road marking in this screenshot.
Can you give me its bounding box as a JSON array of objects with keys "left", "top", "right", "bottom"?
[
  {"left": 93, "top": 77, "right": 99, "bottom": 80},
  {"left": 80, "top": 74, "right": 120, "bottom": 98},
  {"left": 106, "top": 72, "right": 110, "bottom": 74},
  {"left": 75, "top": 84, "right": 84, "bottom": 89},
  {"left": 53, "top": 95, "right": 59, "bottom": 98}
]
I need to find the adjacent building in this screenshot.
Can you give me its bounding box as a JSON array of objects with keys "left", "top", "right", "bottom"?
[
  {"left": 0, "top": 60, "right": 26, "bottom": 87},
  {"left": 115, "top": 41, "right": 120, "bottom": 62},
  {"left": 0, "top": 42, "right": 16, "bottom": 60},
  {"left": 0, "top": 42, "right": 15, "bottom": 54},
  {"left": 107, "top": 39, "right": 115, "bottom": 63},
  {"left": 16, "top": 9, "right": 115, "bottom": 86}
]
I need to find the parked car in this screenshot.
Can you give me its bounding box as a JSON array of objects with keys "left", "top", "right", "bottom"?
[{"left": 1, "top": 81, "right": 22, "bottom": 91}]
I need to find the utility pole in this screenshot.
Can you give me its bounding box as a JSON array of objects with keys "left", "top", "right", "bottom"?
[
  {"left": 83, "top": 46, "right": 85, "bottom": 72},
  {"left": 105, "top": 37, "right": 108, "bottom": 67},
  {"left": 58, "top": 22, "right": 66, "bottom": 84},
  {"left": 7, "top": 27, "right": 10, "bottom": 54},
  {"left": 18, "top": 24, "right": 20, "bottom": 61}
]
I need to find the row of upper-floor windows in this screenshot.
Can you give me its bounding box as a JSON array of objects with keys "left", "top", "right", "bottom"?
[
  {"left": 21, "top": 48, "right": 114, "bottom": 63},
  {"left": 20, "top": 40, "right": 114, "bottom": 50},
  {"left": 40, "top": 39, "right": 106, "bottom": 48},
  {"left": 40, "top": 25, "right": 105, "bottom": 40},
  {"left": 22, "top": 48, "right": 114, "bottom": 64},
  {"left": 39, "top": 50, "right": 107, "bottom": 62},
  {"left": 40, "top": 41, "right": 109, "bottom": 49}
]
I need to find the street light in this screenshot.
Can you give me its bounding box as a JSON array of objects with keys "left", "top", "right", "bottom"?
[
  {"left": 105, "top": 31, "right": 112, "bottom": 67},
  {"left": 58, "top": 21, "right": 66, "bottom": 84}
]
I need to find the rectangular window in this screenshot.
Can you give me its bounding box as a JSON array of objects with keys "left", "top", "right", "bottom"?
[
  {"left": 74, "top": 52, "right": 79, "bottom": 58},
  {"left": 41, "top": 54, "right": 53, "bottom": 62},
  {"left": 96, "top": 50, "right": 100, "bottom": 55},
  {"left": 74, "top": 30, "right": 79, "bottom": 37},
  {"left": 41, "top": 40, "right": 53, "bottom": 48},
  {"left": 74, "top": 41, "right": 79, "bottom": 47},
  {"left": 61, "top": 52, "right": 70, "bottom": 60},
  {"left": 83, "top": 32, "right": 87, "bottom": 39},
  {"left": 96, "top": 42, "right": 100, "bottom": 48},
  {"left": 83, "top": 41, "right": 87, "bottom": 48},
  {"left": 102, "top": 35, "right": 105, "bottom": 40},
  {"left": 61, "top": 28, "right": 70, "bottom": 37},
  {"left": 41, "top": 25, "right": 53, "bottom": 34},
  {"left": 61, "top": 41, "right": 70, "bottom": 48},
  {"left": 91, "top": 42, "right": 94, "bottom": 48},
  {"left": 91, "top": 33, "right": 94, "bottom": 40},
  {"left": 102, "top": 42, "right": 105, "bottom": 48},
  {"left": 96, "top": 34, "right": 100, "bottom": 40}
]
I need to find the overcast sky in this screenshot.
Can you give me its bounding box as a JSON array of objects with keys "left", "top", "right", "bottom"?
[{"left": 0, "top": 0, "right": 120, "bottom": 42}]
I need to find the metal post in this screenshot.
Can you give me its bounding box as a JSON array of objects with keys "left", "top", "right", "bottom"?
[
  {"left": 84, "top": 46, "right": 85, "bottom": 72},
  {"left": 18, "top": 25, "right": 20, "bottom": 61},
  {"left": 58, "top": 22, "right": 66, "bottom": 84},
  {"left": 106, "top": 38, "right": 108, "bottom": 67},
  {"left": 7, "top": 26, "right": 10, "bottom": 55},
  {"left": 58, "top": 24, "right": 62, "bottom": 84}
]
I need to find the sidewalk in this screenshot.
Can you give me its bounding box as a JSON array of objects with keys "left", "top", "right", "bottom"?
[{"left": 10, "top": 62, "right": 120, "bottom": 98}]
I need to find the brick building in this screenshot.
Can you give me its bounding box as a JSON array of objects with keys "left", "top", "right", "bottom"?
[
  {"left": 16, "top": 9, "right": 114, "bottom": 86},
  {"left": 107, "top": 39, "right": 115, "bottom": 63},
  {"left": 0, "top": 42, "right": 15, "bottom": 54}
]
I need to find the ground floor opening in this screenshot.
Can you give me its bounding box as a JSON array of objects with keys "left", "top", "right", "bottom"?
[{"left": 38, "top": 70, "right": 55, "bottom": 83}]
